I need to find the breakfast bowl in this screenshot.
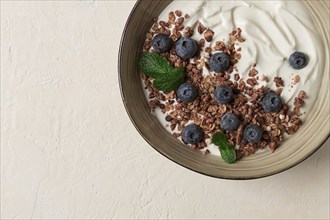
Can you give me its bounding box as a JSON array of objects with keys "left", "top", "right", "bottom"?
[{"left": 118, "top": 0, "right": 330, "bottom": 179}]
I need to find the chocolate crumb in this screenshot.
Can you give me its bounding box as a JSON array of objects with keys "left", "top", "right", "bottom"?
[
  {"left": 234, "top": 74, "right": 240, "bottom": 81},
  {"left": 293, "top": 75, "right": 300, "bottom": 85},
  {"left": 248, "top": 68, "right": 258, "bottom": 77},
  {"left": 214, "top": 41, "right": 226, "bottom": 51},
  {"left": 247, "top": 78, "right": 257, "bottom": 87},
  {"left": 149, "top": 99, "right": 160, "bottom": 109},
  {"left": 298, "top": 90, "right": 306, "bottom": 99},
  {"left": 294, "top": 97, "right": 304, "bottom": 108},
  {"left": 168, "top": 12, "right": 175, "bottom": 24},
  {"left": 274, "top": 76, "right": 284, "bottom": 87},
  {"left": 183, "top": 26, "right": 194, "bottom": 37},
  {"left": 261, "top": 75, "right": 268, "bottom": 82},
  {"left": 175, "top": 10, "right": 182, "bottom": 17},
  {"left": 204, "top": 28, "right": 214, "bottom": 42},
  {"left": 198, "top": 22, "right": 207, "bottom": 34},
  {"left": 269, "top": 141, "right": 277, "bottom": 153}
]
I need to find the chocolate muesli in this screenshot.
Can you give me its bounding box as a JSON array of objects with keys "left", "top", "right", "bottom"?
[{"left": 138, "top": 1, "right": 325, "bottom": 163}]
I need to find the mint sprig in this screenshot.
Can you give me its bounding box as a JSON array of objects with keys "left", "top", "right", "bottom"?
[
  {"left": 138, "top": 53, "right": 184, "bottom": 93},
  {"left": 212, "top": 132, "right": 236, "bottom": 164}
]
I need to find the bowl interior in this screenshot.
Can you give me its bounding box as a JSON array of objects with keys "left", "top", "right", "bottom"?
[{"left": 119, "top": 0, "right": 330, "bottom": 179}]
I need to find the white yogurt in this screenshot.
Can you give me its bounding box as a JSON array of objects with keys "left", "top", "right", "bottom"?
[{"left": 143, "top": 0, "right": 325, "bottom": 155}]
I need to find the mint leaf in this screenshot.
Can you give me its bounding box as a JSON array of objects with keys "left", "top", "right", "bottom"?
[
  {"left": 138, "top": 53, "right": 173, "bottom": 78},
  {"left": 212, "top": 132, "right": 236, "bottom": 164},
  {"left": 153, "top": 68, "right": 184, "bottom": 93},
  {"left": 220, "top": 146, "right": 236, "bottom": 164},
  {"left": 211, "top": 132, "right": 228, "bottom": 146},
  {"left": 138, "top": 53, "right": 185, "bottom": 93}
]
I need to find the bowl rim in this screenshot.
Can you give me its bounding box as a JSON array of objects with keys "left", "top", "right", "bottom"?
[{"left": 118, "top": 0, "right": 330, "bottom": 180}]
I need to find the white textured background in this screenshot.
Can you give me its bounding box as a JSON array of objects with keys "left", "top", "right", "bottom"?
[{"left": 1, "top": 1, "right": 329, "bottom": 219}]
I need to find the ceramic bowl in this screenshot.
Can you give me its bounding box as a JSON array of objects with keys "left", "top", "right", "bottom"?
[{"left": 118, "top": 0, "right": 329, "bottom": 179}]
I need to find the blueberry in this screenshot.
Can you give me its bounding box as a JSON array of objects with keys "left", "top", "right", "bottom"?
[
  {"left": 152, "top": 34, "right": 172, "bottom": 53},
  {"left": 289, "top": 52, "right": 308, "bottom": 69},
  {"left": 243, "top": 124, "right": 262, "bottom": 143},
  {"left": 221, "top": 113, "right": 240, "bottom": 131},
  {"left": 182, "top": 124, "right": 203, "bottom": 144},
  {"left": 209, "top": 53, "right": 231, "bottom": 72},
  {"left": 262, "top": 93, "right": 282, "bottom": 113},
  {"left": 175, "top": 37, "right": 198, "bottom": 60},
  {"left": 214, "top": 86, "right": 233, "bottom": 104},
  {"left": 177, "top": 83, "right": 198, "bottom": 103}
]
